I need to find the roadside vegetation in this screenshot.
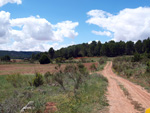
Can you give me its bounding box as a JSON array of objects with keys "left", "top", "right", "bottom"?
[
  {"left": 112, "top": 53, "right": 150, "bottom": 91},
  {"left": 0, "top": 63, "right": 108, "bottom": 113}
]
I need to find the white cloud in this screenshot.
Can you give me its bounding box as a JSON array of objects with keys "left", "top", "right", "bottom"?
[
  {"left": 92, "top": 30, "right": 111, "bottom": 37},
  {"left": 87, "top": 7, "right": 150, "bottom": 42},
  {"left": 0, "top": 11, "right": 10, "bottom": 44},
  {"left": 0, "top": 11, "right": 79, "bottom": 51},
  {"left": 0, "top": 0, "right": 22, "bottom": 7},
  {"left": 54, "top": 21, "right": 79, "bottom": 39},
  {"left": 10, "top": 16, "right": 54, "bottom": 41}
]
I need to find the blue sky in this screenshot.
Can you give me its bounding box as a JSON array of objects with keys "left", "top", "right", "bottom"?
[{"left": 0, "top": 0, "right": 150, "bottom": 51}]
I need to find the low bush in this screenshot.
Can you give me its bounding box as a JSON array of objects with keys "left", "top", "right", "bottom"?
[
  {"left": 33, "top": 73, "right": 44, "bottom": 87},
  {"left": 146, "top": 61, "right": 150, "bottom": 73},
  {"left": 90, "top": 63, "right": 97, "bottom": 72},
  {"left": 77, "top": 63, "right": 89, "bottom": 76},
  {"left": 58, "top": 73, "right": 108, "bottom": 113},
  {"left": 53, "top": 72, "right": 65, "bottom": 90},
  {"left": 44, "top": 72, "right": 53, "bottom": 84},
  {"left": 55, "top": 57, "right": 66, "bottom": 63},
  {"left": 132, "top": 53, "right": 141, "bottom": 62},
  {"left": 98, "top": 58, "right": 105, "bottom": 65},
  {"left": 64, "top": 64, "right": 77, "bottom": 74},
  {"left": 39, "top": 54, "right": 50, "bottom": 64}
]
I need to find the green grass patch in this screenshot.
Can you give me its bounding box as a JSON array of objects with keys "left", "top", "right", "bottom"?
[
  {"left": 112, "top": 56, "right": 150, "bottom": 92},
  {"left": 0, "top": 72, "right": 108, "bottom": 113}
]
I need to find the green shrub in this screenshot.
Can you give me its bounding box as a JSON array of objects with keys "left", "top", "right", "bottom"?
[
  {"left": 55, "top": 57, "right": 66, "bottom": 63},
  {"left": 53, "top": 72, "right": 65, "bottom": 90},
  {"left": 90, "top": 63, "right": 97, "bottom": 72},
  {"left": 132, "top": 53, "right": 141, "bottom": 62},
  {"left": 77, "top": 63, "right": 89, "bottom": 75},
  {"left": 124, "top": 70, "right": 133, "bottom": 78},
  {"left": 64, "top": 64, "right": 77, "bottom": 74},
  {"left": 39, "top": 54, "right": 50, "bottom": 64},
  {"left": 44, "top": 72, "right": 53, "bottom": 84},
  {"left": 33, "top": 73, "right": 44, "bottom": 87},
  {"left": 64, "top": 64, "right": 85, "bottom": 91},
  {"left": 146, "top": 61, "right": 150, "bottom": 73},
  {"left": 98, "top": 58, "right": 105, "bottom": 65}
]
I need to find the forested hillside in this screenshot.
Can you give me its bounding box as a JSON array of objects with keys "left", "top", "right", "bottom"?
[
  {"left": 0, "top": 50, "right": 40, "bottom": 59},
  {"left": 32, "top": 37, "right": 150, "bottom": 61},
  {"left": 1, "top": 38, "right": 150, "bottom": 60},
  {"left": 55, "top": 38, "right": 150, "bottom": 58}
]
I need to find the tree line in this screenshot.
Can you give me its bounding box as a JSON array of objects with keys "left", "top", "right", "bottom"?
[{"left": 31, "top": 37, "right": 150, "bottom": 63}]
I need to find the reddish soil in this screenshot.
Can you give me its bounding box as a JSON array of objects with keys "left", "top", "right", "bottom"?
[
  {"left": 0, "top": 62, "right": 98, "bottom": 75},
  {"left": 44, "top": 102, "right": 57, "bottom": 113},
  {"left": 98, "top": 62, "right": 150, "bottom": 113}
]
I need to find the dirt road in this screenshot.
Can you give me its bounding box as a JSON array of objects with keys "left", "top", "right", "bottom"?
[{"left": 99, "top": 62, "right": 150, "bottom": 113}]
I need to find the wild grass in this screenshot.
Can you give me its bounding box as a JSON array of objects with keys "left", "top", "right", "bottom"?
[
  {"left": 97, "top": 57, "right": 108, "bottom": 71},
  {"left": 112, "top": 56, "right": 150, "bottom": 92},
  {"left": 0, "top": 70, "right": 108, "bottom": 112}
]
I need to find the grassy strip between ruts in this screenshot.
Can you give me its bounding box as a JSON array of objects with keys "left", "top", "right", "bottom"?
[
  {"left": 0, "top": 73, "right": 108, "bottom": 113},
  {"left": 116, "top": 79, "right": 145, "bottom": 113}
]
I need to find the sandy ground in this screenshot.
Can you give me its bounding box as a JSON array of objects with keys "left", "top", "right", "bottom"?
[{"left": 98, "top": 62, "right": 150, "bottom": 113}]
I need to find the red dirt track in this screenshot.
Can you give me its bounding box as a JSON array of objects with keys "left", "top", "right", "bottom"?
[{"left": 98, "top": 62, "right": 150, "bottom": 113}]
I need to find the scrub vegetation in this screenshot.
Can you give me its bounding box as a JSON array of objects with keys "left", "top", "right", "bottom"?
[{"left": 0, "top": 63, "right": 108, "bottom": 113}]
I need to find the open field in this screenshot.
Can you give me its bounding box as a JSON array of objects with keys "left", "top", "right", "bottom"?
[
  {"left": 0, "top": 60, "right": 108, "bottom": 113},
  {"left": 0, "top": 62, "right": 99, "bottom": 75}
]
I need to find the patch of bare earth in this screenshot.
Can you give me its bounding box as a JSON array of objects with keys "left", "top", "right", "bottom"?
[{"left": 97, "top": 62, "right": 150, "bottom": 113}]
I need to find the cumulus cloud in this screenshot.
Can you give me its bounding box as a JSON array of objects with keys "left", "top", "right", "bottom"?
[
  {"left": 0, "top": 11, "right": 10, "bottom": 44},
  {"left": 10, "top": 16, "right": 54, "bottom": 41},
  {"left": 54, "top": 21, "right": 79, "bottom": 40},
  {"left": 86, "top": 7, "right": 150, "bottom": 42},
  {"left": 0, "top": 11, "right": 79, "bottom": 51},
  {"left": 0, "top": 0, "right": 22, "bottom": 7}
]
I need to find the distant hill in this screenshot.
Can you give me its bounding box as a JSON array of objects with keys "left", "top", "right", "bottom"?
[{"left": 0, "top": 50, "right": 40, "bottom": 59}]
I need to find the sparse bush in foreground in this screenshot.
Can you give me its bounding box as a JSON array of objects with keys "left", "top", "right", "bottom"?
[
  {"left": 53, "top": 72, "right": 65, "bottom": 90},
  {"left": 44, "top": 72, "right": 53, "bottom": 84},
  {"left": 64, "top": 64, "right": 87, "bottom": 92},
  {"left": 53, "top": 64, "right": 66, "bottom": 90},
  {"left": 33, "top": 73, "right": 44, "bottom": 87}
]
